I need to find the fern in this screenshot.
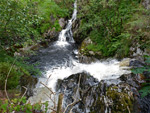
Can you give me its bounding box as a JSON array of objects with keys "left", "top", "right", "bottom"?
[{"left": 132, "top": 56, "right": 150, "bottom": 97}]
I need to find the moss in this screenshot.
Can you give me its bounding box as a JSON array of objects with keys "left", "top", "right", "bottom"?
[
  {"left": 106, "top": 86, "right": 134, "bottom": 113},
  {"left": 90, "top": 85, "right": 134, "bottom": 113},
  {"left": 91, "top": 96, "right": 106, "bottom": 113}
]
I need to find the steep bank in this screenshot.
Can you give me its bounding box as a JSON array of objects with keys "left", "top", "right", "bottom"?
[{"left": 73, "top": 0, "right": 150, "bottom": 60}]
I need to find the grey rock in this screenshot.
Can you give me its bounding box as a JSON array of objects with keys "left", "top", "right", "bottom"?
[{"left": 59, "top": 18, "right": 66, "bottom": 28}]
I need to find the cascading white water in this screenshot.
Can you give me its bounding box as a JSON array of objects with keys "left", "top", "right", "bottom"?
[
  {"left": 28, "top": 0, "right": 130, "bottom": 110},
  {"left": 56, "top": 1, "right": 77, "bottom": 46}
]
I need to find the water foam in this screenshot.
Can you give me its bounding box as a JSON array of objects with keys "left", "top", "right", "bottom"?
[
  {"left": 56, "top": 1, "right": 77, "bottom": 47},
  {"left": 37, "top": 59, "right": 130, "bottom": 91}
]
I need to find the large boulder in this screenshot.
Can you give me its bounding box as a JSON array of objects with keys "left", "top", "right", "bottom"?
[
  {"left": 78, "top": 37, "right": 102, "bottom": 63},
  {"left": 56, "top": 68, "right": 150, "bottom": 113},
  {"left": 44, "top": 27, "right": 59, "bottom": 41}
]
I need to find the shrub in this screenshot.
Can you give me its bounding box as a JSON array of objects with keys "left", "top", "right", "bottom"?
[{"left": 0, "top": 62, "right": 22, "bottom": 89}]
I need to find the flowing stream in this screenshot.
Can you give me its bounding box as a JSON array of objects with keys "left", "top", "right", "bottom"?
[{"left": 28, "top": 0, "right": 130, "bottom": 111}]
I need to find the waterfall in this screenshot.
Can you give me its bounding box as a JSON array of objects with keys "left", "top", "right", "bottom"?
[
  {"left": 56, "top": 0, "right": 77, "bottom": 46},
  {"left": 27, "top": 0, "right": 130, "bottom": 112}
]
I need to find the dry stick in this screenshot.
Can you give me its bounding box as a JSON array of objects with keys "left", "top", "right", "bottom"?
[
  {"left": 49, "top": 108, "right": 57, "bottom": 112},
  {"left": 63, "top": 100, "right": 81, "bottom": 113},
  {"left": 41, "top": 81, "right": 57, "bottom": 111},
  {"left": 44, "top": 92, "right": 55, "bottom": 105},
  {"left": 4, "top": 57, "right": 17, "bottom": 103},
  {"left": 43, "top": 92, "right": 57, "bottom": 112},
  {"left": 127, "top": 106, "right": 131, "bottom": 113},
  {"left": 54, "top": 93, "right": 56, "bottom": 109},
  {"left": 63, "top": 74, "right": 82, "bottom": 113},
  {"left": 46, "top": 75, "right": 51, "bottom": 84},
  {"left": 18, "top": 86, "right": 27, "bottom": 105},
  {"left": 40, "top": 82, "right": 54, "bottom": 94}
]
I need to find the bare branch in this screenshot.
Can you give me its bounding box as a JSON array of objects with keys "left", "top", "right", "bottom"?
[
  {"left": 44, "top": 92, "right": 55, "bottom": 105},
  {"left": 49, "top": 108, "right": 57, "bottom": 112},
  {"left": 127, "top": 106, "right": 131, "bottom": 113},
  {"left": 46, "top": 74, "right": 51, "bottom": 84},
  {"left": 63, "top": 99, "right": 81, "bottom": 113},
  {"left": 4, "top": 57, "right": 17, "bottom": 103},
  {"left": 40, "top": 82, "right": 54, "bottom": 94},
  {"left": 18, "top": 86, "right": 27, "bottom": 105}
]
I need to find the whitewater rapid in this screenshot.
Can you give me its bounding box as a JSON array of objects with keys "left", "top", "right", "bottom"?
[{"left": 27, "top": 0, "right": 130, "bottom": 106}]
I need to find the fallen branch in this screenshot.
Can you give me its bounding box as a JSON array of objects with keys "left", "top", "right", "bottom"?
[{"left": 4, "top": 57, "right": 17, "bottom": 103}]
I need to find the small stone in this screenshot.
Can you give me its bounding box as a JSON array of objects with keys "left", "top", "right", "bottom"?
[{"left": 89, "top": 51, "right": 95, "bottom": 55}]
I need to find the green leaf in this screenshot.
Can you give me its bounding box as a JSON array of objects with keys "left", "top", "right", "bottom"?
[{"left": 1, "top": 103, "right": 8, "bottom": 112}]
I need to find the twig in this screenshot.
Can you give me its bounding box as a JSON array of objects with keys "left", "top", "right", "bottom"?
[
  {"left": 127, "top": 106, "right": 131, "bottom": 113},
  {"left": 18, "top": 86, "right": 27, "bottom": 105},
  {"left": 40, "top": 82, "right": 54, "bottom": 94},
  {"left": 4, "top": 57, "right": 17, "bottom": 103},
  {"left": 49, "top": 108, "right": 57, "bottom": 112},
  {"left": 44, "top": 92, "right": 55, "bottom": 105},
  {"left": 46, "top": 74, "right": 51, "bottom": 85},
  {"left": 63, "top": 99, "right": 81, "bottom": 113}
]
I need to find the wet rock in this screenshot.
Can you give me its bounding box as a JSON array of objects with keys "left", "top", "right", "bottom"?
[
  {"left": 20, "top": 75, "right": 38, "bottom": 98},
  {"left": 80, "top": 37, "right": 93, "bottom": 52},
  {"left": 72, "top": 19, "right": 80, "bottom": 33},
  {"left": 120, "top": 73, "right": 144, "bottom": 88},
  {"left": 72, "top": 19, "right": 82, "bottom": 44},
  {"left": 143, "top": 0, "right": 150, "bottom": 9},
  {"left": 79, "top": 55, "right": 98, "bottom": 64},
  {"left": 56, "top": 72, "right": 99, "bottom": 112},
  {"left": 79, "top": 37, "right": 102, "bottom": 61},
  {"left": 44, "top": 27, "right": 59, "bottom": 41},
  {"left": 139, "top": 95, "right": 150, "bottom": 113},
  {"left": 56, "top": 70, "right": 150, "bottom": 113},
  {"left": 129, "top": 60, "right": 145, "bottom": 68},
  {"left": 119, "top": 58, "right": 131, "bottom": 67},
  {"left": 59, "top": 18, "right": 66, "bottom": 28}
]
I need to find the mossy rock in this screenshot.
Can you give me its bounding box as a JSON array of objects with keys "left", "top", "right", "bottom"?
[
  {"left": 91, "top": 84, "right": 134, "bottom": 113},
  {"left": 106, "top": 86, "right": 134, "bottom": 113},
  {"left": 79, "top": 37, "right": 102, "bottom": 59}
]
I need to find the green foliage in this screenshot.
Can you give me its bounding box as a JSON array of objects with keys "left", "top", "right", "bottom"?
[
  {"left": 0, "top": 49, "right": 40, "bottom": 89},
  {"left": 0, "top": 97, "right": 46, "bottom": 113},
  {"left": 78, "top": 0, "right": 140, "bottom": 58},
  {"left": 132, "top": 56, "right": 150, "bottom": 74},
  {"left": 0, "top": 0, "right": 42, "bottom": 46},
  {"left": 0, "top": 0, "right": 74, "bottom": 47},
  {"left": 139, "top": 86, "right": 150, "bottom": 98},
  {"left": 132, "top": 56, "right": 150, "bottom": 97},
  {"left": 0, "top": 62, "right": 21, "bottom": 89}
]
